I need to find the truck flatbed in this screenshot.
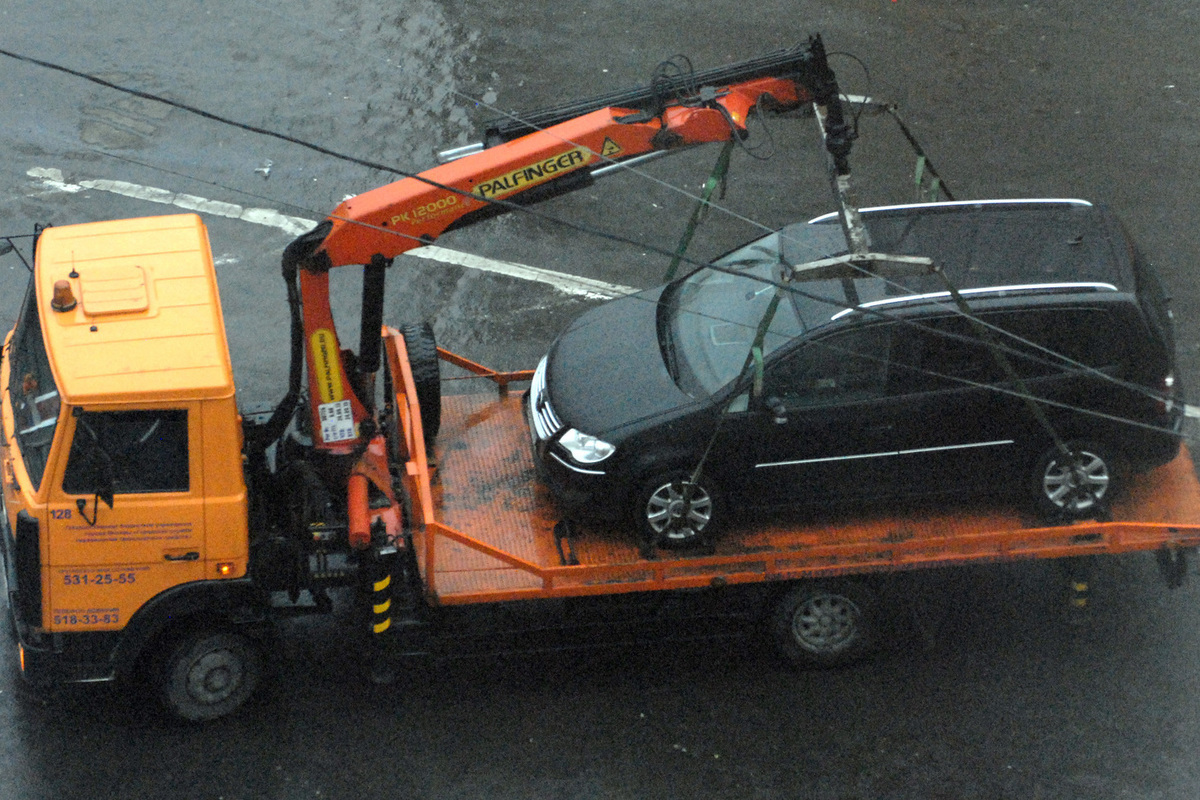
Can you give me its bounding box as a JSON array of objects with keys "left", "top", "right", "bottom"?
[{"left": 404, "top": 385, "right": 1200, "bottom": 605}]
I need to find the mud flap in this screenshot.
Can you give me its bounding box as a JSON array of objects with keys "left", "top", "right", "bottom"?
[{"left": 1155, "top": 544, "right": 1192, "bottom": 589}]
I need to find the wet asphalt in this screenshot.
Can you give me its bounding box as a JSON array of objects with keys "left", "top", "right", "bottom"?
[{"left": 3, "top": 1, "right": 1200, "bottom": 797}]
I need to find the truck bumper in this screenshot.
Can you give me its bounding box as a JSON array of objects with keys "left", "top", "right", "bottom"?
[{"left": 16, "top": 632, "right": 118, "bottom": 686}]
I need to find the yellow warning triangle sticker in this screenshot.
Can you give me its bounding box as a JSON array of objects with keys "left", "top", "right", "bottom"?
[{"left": 600, "top": 138, "right": 622, "bottom": 158}]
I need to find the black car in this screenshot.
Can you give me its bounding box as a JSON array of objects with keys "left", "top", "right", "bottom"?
[{"left": 527, "top": 200, "right": 1183, "bottom": 548}]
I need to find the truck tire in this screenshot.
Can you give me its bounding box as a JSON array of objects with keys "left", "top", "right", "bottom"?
[
  {"left": 399, "top": 322, "right": 441, "bottom": 444},
  {"left": 158, "top": 629, "right": 262, "bottom": 722},
  {"left": 771, "top": 580, "right": 877, "bottom": 668}
]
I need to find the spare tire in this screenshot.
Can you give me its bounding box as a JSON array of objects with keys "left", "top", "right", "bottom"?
[{"left": 399, "top": 322, "right": 441, "bottom": 444}]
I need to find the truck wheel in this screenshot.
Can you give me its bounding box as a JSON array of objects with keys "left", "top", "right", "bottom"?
[
  {"left": 158, "top": 630, "right": 262, "bottom": 722},
  {"left": 1032, "top": 440, "right": 1116, "bottom": 520},
  {"left": 399, "top": 322, "right": 441, "bottom": 444},
  {"left": 636, "top": 471, "right": 720, "bottom": 549},
  {"left": 771, "top": 580, "right": 877, "bottom": 668}
]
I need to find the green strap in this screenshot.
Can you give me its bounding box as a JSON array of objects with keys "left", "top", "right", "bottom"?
[
  {"left": 751, "top": 345, "right": 764, "bottom": 397},
  {"left": 663, "top": 140, "right": 735, "bottom": 282}
]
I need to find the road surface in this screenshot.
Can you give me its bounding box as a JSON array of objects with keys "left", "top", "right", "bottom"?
[{"left": 2, "top": 1, "right": 1200, "bottom": 798}]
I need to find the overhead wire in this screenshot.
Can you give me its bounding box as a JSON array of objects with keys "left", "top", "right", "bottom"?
[{"left": 0, "top": 32, "right": 1187, "bottom": 444}]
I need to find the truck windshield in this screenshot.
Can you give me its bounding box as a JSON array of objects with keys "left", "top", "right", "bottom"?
[
  {"left": 666, "top": 223, "right": 854, "bottom": 395},
  {"left": 7, "top": 279, "right": 60, "bottom": 489}
]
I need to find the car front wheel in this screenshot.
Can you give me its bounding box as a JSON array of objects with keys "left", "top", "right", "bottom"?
[
  {"left": 1032, "top": 440, "right": 1116, "bottom": 520},
  {"left": 636, "top": 471, "right": 719, "bottom": 549}
]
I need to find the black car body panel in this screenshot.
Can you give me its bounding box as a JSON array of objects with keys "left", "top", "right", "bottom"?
[
  {"left": 546, "top": 286, "right": 696, "bottom": 437},
  {"left": 529, "top": 200, "right": 1183, "bottom": 527}
]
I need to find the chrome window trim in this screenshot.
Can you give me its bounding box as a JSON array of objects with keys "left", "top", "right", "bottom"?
[
  {"left": 828, "top": 282, "right": 1120, "bottom": 321},
  {"left": 756, "top": 439, "right": 1015, "bottom": 469},
  {"left": 806, "top": 198, "right": 1094, "bottom": 225}
]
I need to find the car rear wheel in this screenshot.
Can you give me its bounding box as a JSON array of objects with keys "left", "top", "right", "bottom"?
[
  {"left": 637, "top": 471, "right": 719, "bottom": 549},
  {"left": 1032, "top": 440, "right": 1116, "bottom": 520}
]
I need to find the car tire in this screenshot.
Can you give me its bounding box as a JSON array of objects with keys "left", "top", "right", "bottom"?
[
  {"left": 636, "top": 471, "right": 719, "bottom": 549},
  {"left": 1032, "top": 440, "right": 1116, "bottom": 521},
  {"left": 158, "top": 629, "right": 262, "bottom": 722},
  {"left": 771, "top": 580, "right": 877, "bottom": 668},
  {"left": 399, "top": 322, "right": 441, "bottom": 445}
]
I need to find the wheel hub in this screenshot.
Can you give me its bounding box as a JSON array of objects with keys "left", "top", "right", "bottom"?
[
  {"left": 645, "top": 480, "right": 712, "bottom": 538},
  {"left": 793, "top": 593, "right": 859, "bottom": 653},
  {"left": 187, "top": 651, "right": 242, "bottom": 703},
  {"left": 1043, "top": 449, "right": 1109, "bottom": 511}
]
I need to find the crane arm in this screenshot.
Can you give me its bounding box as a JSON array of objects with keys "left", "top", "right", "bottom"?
[
  {"left": 295, "top": 35, "right": 851, "bottom": 271},
  {"left": 264, "top": 36, "right": 855, "bottom": 521}
]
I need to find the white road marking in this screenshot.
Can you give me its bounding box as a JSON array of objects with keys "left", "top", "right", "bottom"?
[
  {"left": 1186, "top": 404, "right": 1200, "bottom": 419},
  {"left": 27, "top": 167, "right": 315, "bottom": 235},
  {"left": 408, "top": 245, "right": 630, "bottom": 300},
  {"left": 26, "top": 167, "right": 635, "bottom": 300}
]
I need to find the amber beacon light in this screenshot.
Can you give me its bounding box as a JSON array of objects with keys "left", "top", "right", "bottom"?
[{"left": 50, "top": 279, "right": 77, "bottom": 312}]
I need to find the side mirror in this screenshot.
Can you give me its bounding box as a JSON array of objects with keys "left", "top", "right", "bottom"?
[
  {"left": 766, "top": 396, "right": 788, "bottom": 425},
  {"left": 97, "top": 482, "right": 115, "bottom": 511},
  {"left": 77, "top": 454, "right": 115, "bottom": 516},
  {"left": 75, "top": 465, "right": 114, "bottom": 527}
]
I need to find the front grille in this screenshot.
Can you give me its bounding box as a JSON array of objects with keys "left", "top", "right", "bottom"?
[{"left": 529, "top": 357, "right": 563, "bottom": 441}]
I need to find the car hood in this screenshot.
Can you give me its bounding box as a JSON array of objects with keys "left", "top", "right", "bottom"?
[{"left": 546, "top": 287, "right": 697, "bottom": 438}]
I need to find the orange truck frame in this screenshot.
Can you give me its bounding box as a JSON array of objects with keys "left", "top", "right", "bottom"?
[{"left": 3, "top": 37, "right": 1199, "bottom": 721}]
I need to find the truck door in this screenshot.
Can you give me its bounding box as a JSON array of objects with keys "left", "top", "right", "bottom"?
[{"left": 42, "top": 406, "right": 203, "bottom": 633}]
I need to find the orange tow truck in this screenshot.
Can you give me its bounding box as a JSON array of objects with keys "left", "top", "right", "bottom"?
[{"left": 3, "top": 38, "right": 1199, "bottom": 720}]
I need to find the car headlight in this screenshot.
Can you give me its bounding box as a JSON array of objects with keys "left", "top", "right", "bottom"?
[{"left": 558, "top": 428, "right": 615, "bottom": 464}]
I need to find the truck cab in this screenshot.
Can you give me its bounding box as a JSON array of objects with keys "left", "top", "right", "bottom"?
[{"left": 2, "top": 214, "right": 249, "bottom": 684}]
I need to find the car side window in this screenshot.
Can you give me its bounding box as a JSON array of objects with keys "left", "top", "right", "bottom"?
[
  {"left": 990, "top": 308, "right": 1125, "bottom": 376},
  {"left": 893, "top": 308, "right": 1125, "bottom": 394},
  {"left": 63, "top": 410, "right": 190, "bottom": 495},
  {"left": 766, "top": 325, "right": 891, "bottom": 407},
  {"left": 892, "top": 317, "right": 1003, "bottom": 393}
]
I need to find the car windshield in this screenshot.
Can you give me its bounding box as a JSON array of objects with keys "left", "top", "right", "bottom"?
[
  {"left": 665, "top": 222, "right": 862, "bottom": 395},
  {"left": 7, "top": 278, "right": 61, "bottom": 490}
]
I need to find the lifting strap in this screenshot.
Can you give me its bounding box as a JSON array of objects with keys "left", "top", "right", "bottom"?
[
  {"left": 880, "top": 104, "right": 956, "bottom": 202},
  {"left": 663, "top": 140, "right": 735, "bottom": 282}
]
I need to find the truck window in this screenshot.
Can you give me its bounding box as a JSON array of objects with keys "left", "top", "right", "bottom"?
[
  {"left": 7, "top": 281, "right": 61, "bottom": 489},
  {"left": 62, "top": 410, "right": 189, "bottom": 495}
]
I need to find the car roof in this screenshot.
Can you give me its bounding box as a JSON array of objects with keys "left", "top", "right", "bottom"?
[{"left": 804, "top": 199, "right": 1131, "bottom": 295}]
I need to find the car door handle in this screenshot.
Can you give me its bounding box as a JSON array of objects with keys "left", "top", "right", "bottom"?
[{"left": 164, "top": 551, "right": 200, "bottom": 562}]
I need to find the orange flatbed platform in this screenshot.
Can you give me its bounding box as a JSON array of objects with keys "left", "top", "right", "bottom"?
[{"left": 403, "top": 390, "right": 1200, "bottom": 606}]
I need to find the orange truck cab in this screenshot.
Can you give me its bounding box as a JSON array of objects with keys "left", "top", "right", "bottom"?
[{"left": 1, "top": 214, "right": 255, "bottom": 686}]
